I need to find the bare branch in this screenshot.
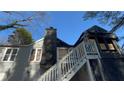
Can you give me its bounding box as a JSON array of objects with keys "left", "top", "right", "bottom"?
[
  {"left": 110, "top": 16, "right": 124, "bottom": 33},
  {"left": 0, "top": 17, "right": 33, "bottom": 31}
]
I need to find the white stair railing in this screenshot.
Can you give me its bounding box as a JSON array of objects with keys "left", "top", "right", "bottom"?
[
  {"left": 38, "top": 40, "right": 87, "bottom": 81},
  {"left": 38, "top": 39, "right": 99, "bottom": 81},
  {"left": 38, "top": 64, "right": 58, "bottom": 81}
]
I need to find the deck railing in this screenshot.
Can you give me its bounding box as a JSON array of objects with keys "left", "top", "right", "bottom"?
[
  {"left": 84, "top": 39, "right": 98, "bottom": 55},
  {"left": 38, "top": 39, "right": 99, "bottom": 81}
]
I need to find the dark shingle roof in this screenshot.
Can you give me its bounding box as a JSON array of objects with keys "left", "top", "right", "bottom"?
[
  {"left": 57, "top": 38, "right": 73, "bottom": 47},
  {"left": 74, "top": 25, "right": 110, "bottom": 46}
]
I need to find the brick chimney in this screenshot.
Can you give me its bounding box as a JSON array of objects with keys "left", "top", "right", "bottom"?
[{"left": 40, "top": 27, "right": 57, "bottom": 68}]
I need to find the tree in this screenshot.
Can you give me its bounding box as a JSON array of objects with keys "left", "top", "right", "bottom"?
[
  {"left": 0, "top": 11, "right": 48, "bottom": 45},
  {"left": 83, "top": 11, "right": 124, "bottom": 33},
  {"left": 8, "top": 28, "right": 34, "bottom": 45},
  {"left": 0, "top": 11, "right": 47, "bottom": 31},
  {"left": 0, "top": 19, "right": 29, "bottom": 31}
]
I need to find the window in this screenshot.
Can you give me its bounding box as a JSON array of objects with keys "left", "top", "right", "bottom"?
[
  {"left": 106, "top": 39, "right": 115, "bottom": 50},
  {"left": 36, "top": 49, "right": 42, "bottom": 61},
  {"left": 3, "top": 48, "right": 19, "bottom": 62},
  {"left": 30, "top": 48, "right": 42, "bottom": 62},
  {"left": 108, "top": 44, "right": 115, "bottom": 50},
  {"left": 30, "top": 49, "right": 35, "bottom": 61},
  {"left": 99, "top": 43, "right": 107, "bottom": 50},
  {"left": 98, "top": 37, "right": 116, "bottom": 51},
  {"left": 98, "top": 37, "right": 107, "bottom": 50}
]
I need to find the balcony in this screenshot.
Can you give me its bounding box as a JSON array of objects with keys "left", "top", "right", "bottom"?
[{"left": 84, "top": 39, "right": 99, "bottom": 59}]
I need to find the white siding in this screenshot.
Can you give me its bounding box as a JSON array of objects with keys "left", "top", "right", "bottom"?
[
  {"left": 0, "top": 47, "right": 17, "bottom": 80},
  {"left": 28, "top": 38, "right": 44, "bottom": 80}
]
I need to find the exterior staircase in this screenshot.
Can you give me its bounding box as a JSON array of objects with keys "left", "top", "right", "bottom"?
[{"left": 38, "top": 39, "right": 99, "bottom": 81}]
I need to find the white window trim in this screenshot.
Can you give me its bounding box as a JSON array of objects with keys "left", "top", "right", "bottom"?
[
  {"left": 2, "top": 47, "right": 19, "bottom": 62},
  {"left": 30, "top": 48, "right": 42, "bottom": 63}
]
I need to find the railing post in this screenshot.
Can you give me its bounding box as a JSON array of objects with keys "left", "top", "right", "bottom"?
[
  {"left": 86, "top": 59, "right": 94, "bottom": 81},
  {"left": 39, "top": 39, "right": 100, "bottom": 81},
  {"left": 57, "top": 61, "right": 62, "bottom": 81},
  {"left": 92, "top": 39, "right": 101, "bottom": 57},
  {"left": 97, "top": 58, "right": 105, "bottom": 81}
]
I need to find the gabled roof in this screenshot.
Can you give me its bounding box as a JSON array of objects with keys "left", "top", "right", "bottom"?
[
  {"left": 0, "top": 25, "right": 116, "bottom": 48},
  {"left": 34, "top": 37, "right": 44, "bottom": 43},
  {"left": 57, "top": 38, "right": 73, "bottom": 47},
  {"left": 0, "top": 38, "right": 44, "bottom": 47},
  {"left": 74, "top": 25, "right": 110, "bottom": 46},
  {"left": 87, "top": 25, "right": 108, "bottom": 33}
]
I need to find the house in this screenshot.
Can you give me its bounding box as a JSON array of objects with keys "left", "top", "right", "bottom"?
[{"left": 0, "top": 25, "right": 124, "bottom": 81}]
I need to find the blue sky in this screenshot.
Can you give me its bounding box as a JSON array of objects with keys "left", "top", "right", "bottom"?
[
  {"left": 47, "top": 12, "right": 111, "bottom": 45},
  {"left": 0, "top": 11, "right": 123, "bottom": 46}
]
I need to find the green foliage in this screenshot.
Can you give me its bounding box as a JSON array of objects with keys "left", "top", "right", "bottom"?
[
  {"left": 8, "top": 28, "right": 34, "bottom": 45},
  {"left": 17, "top": 28, "right": 34, "bottom": 44}
]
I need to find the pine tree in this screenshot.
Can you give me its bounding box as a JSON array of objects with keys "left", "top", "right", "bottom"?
[{"left": 8, "top": 28, "right": 34, "bottom": 45}]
